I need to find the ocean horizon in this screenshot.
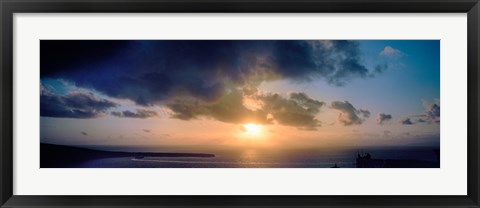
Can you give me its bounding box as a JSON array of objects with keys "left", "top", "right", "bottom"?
[{"left": 41, "top": 143, "right": 440, "bottom": 168}]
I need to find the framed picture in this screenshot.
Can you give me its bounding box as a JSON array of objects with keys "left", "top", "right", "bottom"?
[{"left": 1, "top": 0, "right": 479, "bottom": 207}]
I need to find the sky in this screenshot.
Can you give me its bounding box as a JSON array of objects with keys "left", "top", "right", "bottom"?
[{"left": 40, "top": 40, "right": 440, "bottom": 150}]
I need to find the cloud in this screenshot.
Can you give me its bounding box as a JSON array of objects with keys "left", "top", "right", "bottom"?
[
  {"left": 41, "top": 40, "right": 400, "bottom": 128},
  {"left": 239, "top": 126, "right": 247, "bottom": 132},
  {"left": 399, "top": 118, "right": 413, "bottom": 125},
  {"left": 40, "top": 87, "right": 118, "bottom": 118},
  {"left": 166, "top": 88, "right": 272, "bottom": 125},
  {"left": 41, "top": 40, "right": 385, "bottom": 107},
  {"left": 330, "top": 101, "right": 370, "bottom": 126},
  {"left": 375, "top": 113, "right": 392, "bottom": 125},
  {"left": 271, "top": 40, "right": 372, "bottom": 86},
  {"left": 166, "top": 89, "right": 325, "bottom": 130},
  {"left": 373, "top": 63, "right": 389, "bottom": 74},
  {"left": 416, "top": 118, "right": 426, "bottom": 123},
  {"left": 357, "top": 109, "right": 371, "bottom": 118},
  {"left": 81, "top": 131, "right": 88, "bottom": 136},
  {"left": 379, "top": 46, "right": 405, "bottom": 58},
  {"left": 111, "top": 109, "right": 158, "bottom": 119},
  {"left": 397, "top": 99, "right": 440, "bottom": 125},
  {"left": 260, "top": 92, "right": 325, "bottom": 130},
  {"left": 423, "top": 100, "right": 440, "bottom": 123},
  {"left": 401, "top": 99, "right": 440, "bottom": 125}
]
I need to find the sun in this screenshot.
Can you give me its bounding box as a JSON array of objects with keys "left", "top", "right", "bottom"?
[{"left": 243, "top": 123, "right": 262, "bottom": 136}]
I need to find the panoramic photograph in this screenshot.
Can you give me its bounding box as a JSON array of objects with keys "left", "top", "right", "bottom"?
[{"left": 40, "top": 40, "right": 440, "bottom": 168}]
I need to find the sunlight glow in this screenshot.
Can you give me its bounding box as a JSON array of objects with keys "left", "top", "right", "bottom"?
[{"left": 243, "top": 123, "right": 262, "bottom": 136}]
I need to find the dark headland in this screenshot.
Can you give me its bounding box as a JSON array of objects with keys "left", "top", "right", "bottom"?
[{"left": 40, "top": 143, "right": 215, "bottom": 168}]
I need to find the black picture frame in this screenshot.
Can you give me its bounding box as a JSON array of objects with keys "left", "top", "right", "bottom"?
[{"left": 1, "top": 0, "right": 479, "bottom": 207}]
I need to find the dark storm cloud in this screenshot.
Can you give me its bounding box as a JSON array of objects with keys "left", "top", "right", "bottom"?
[
  {"left": 40, "top": 87, "right": 118, "bottom": 118},
  {"left": 40, "top": 40, "right": 131, "bottom": 77},
  {"left": 399, "top": 118, "right": 414, "bottom": 125},
  {"left": 269, "top": 40, "right": 372, "bottom": 86},
  {"left": 41, "top": 40, "right": 383, "bottom": 106},
  {"left": 330, "top": 101, "right": 370, "bottom": 126},
  {"left": 111, "top": 109, "right": 158, "bottom": 119},
  {"left": 375, "top": 113, "right": 392, "bottom": 125}
]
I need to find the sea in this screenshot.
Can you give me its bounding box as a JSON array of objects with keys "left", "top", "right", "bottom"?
[{"left": 73, "top": 146, "right": 440, "bottom": 168}]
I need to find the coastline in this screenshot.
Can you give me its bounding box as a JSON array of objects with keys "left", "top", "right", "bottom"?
[{"left": 40, "top": 143, "right": 215, "bottom": 168}]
